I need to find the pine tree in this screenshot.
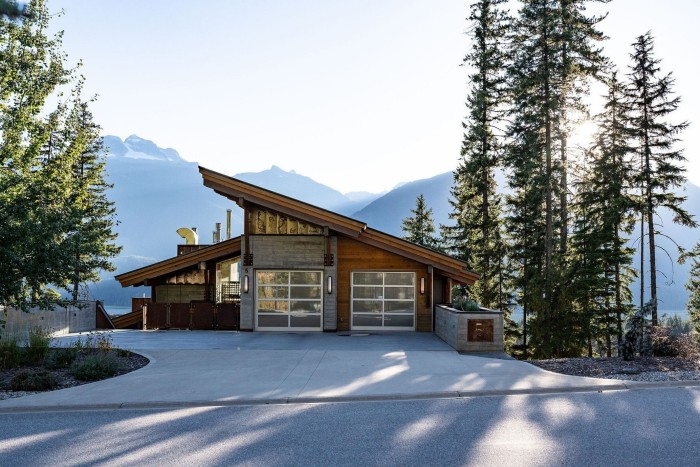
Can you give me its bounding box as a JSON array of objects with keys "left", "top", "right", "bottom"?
[
  {"left": 685, "top": 243, "right": 700, "bottom": 334},
  {"left": 624, "top": 32, "right": 697, "bottom": 326},
  {"left": 401, "top": 194, "right": 441, "bottom": 250}
]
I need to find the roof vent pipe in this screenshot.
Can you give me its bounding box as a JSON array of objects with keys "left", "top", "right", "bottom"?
[
  {"left": 215, "top": 223, "right": 222, "bottom": 243},
  {"left": 176, "top": 227, "right": 199, "bottom": 245},
  {"left": 226, "top": 209, "right": 232, "bottom": 240}
]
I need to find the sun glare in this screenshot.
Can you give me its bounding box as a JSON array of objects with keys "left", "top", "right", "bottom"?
[{"left": 569, "top": 120, "right": 599, "bottom": 150}]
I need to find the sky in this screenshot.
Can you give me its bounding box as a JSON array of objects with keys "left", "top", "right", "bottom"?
[{"left": 47, "top": 0, "right": 700, "bottom": 194}]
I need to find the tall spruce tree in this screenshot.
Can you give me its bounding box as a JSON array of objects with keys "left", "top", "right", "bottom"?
[
  {"left": 569, "top": 72, "right": 636, "bottom": 356},
  {"left": 448, "top": 0, "right": 511, "bottom": 310},
  {"left": 624, "top": 32, "right": 697, "bottom": 326},
  {"left": 401, "top": 194, "right": 441, "bottom": 250},
  {"left": 60, "top": 87, "right": 121, "bottom": 300}
]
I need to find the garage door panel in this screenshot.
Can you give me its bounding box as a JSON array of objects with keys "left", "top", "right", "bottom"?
[{"left": 351, "top": 271, "right": 415, "bottom": 331}]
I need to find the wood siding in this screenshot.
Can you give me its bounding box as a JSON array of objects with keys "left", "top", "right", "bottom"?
[{"left": 337, "top": 236, "right": 433, "bottom": 332}]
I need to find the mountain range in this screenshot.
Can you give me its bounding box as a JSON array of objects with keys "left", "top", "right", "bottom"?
[{"left": 91, "top": 135, "right": 700, "bottom": 316}]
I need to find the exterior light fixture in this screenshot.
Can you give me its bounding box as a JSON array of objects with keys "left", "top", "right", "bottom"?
[
  {"left": 243, "top": 275, "right": 250, "bottom": 294},
  {"left": 327, "top": 275, "right": 333, "bottom": 294},
  {"left": 420, "top": 277, "right": 425, "bottom": 295}
]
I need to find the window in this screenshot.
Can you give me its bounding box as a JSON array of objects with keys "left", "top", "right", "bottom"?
[{"left": 351, "top": 272, "right": 415, "bottom": 330}]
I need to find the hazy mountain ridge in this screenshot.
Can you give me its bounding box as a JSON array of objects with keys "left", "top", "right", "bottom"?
[{"left": 91, "top": 135, "right": 700, "bottom": 313}]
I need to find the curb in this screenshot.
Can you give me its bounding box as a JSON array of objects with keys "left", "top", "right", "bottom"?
[{"left": 1, "top": 380, "right": 699, "bottom": 414}]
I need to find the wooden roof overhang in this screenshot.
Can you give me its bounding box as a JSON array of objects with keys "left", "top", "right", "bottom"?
[
  {"left": 198, "top": 166, "right": 479, "bottom": 286},
  {"left": 360, "top": 228, "right": 480, "bottom": 285},
  {"left": 200, "top": 166, "right": 367, "bottom": 238},
  {"left": 116, "top": 236, "right": 242, "bottom": 287}
]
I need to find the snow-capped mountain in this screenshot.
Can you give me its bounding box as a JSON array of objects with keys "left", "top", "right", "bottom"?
[{"left": 103, "top": 135, "right": 184, "bottom": 162}]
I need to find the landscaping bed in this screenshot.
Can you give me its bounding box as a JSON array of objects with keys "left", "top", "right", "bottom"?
[
  {"left": 529, "top": 356, "right": 700, "bottom": 382},
  {"left": 0, "top": 332, "right": 149, "bottom": 400}
]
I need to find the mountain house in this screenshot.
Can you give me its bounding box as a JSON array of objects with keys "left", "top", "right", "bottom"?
[{"left": 115, "top": 167, "right": 503, "bottom": 351}]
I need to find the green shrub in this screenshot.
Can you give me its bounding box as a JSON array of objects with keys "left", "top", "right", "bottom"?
[
  {"left": 11, "top": 370, "right": 58, "bottom": 391},
  {"left": 0, "top": 335, "right": 22, "bottom": 369},
  {"left": 23, "top": 327, "right": 51, "bottom": 364},
  {"left": 45, "top": 347, "right": 79, "bottom": 369},
  {"left": 452, "top": 297, "right": 481, "bottom": 312},
  {"left": 72, "top": 352, "right": 119, "bottom": 381}
]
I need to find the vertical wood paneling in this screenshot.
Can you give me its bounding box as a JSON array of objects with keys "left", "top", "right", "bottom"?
[{"left": 337, "top": 236, "right": 432, "bottom": 332}]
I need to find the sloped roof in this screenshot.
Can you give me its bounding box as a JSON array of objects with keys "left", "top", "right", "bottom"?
[
  {"left": 200, "top": 167, "right": 367, "bottom": 237},
  {"left": 199, "top": 166, "right": 479, "bottom": 284},
  {"left": 116, "top": 169, "right": 479, "bottom": 287},
  {"left": 116, "top": 236, "right": 242, "bottom": 287}
]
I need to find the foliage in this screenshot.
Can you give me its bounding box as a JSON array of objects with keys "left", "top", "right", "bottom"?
[
  {"left": 649, "top": 326, "right": 699, "bottom": 360},
  {"left": 45, "top": 347, "right": 78, "bottom": 369},
  {"left": 445, "top": 0, "right": 515, "bottom": 332},
  {"left": 0, "top": 334, "right": 22, "bottom": 369},
  {"left": 452, "top": 297, "right": 482, "bottom": 312},
  {"left": 11, "top": 369, "right": 58, "bottom": 391},
  {"left": 401, "top": 194, "right": 442, "bottom": 250},
  {"left": 624, "top": 32, "right": 697, "bottom": 325},
  {"left": 73, "top": 332, "right": 114, "bottom": 354},
  {"left": 71, "top": 352, "right": 119, "bottom": 381},
  {"left": 661, "top": 314, "right": 692, "bottom": 337},
  {"left": 503, "top": 0, "right": 610, "bottom": 359},
  {"left": 684, "top": 242, "right": 700, "bottom": 334},
  {"left": 0, "top": 0, "right": 120, "bottom": 309},
  {"left": 568, "top": 72, "right": 636, "bottom": 357},
  {"left": 23, "top": 327, "right": 51, "bottom": 364},
  {"left": 621, "top": 302, "right": 652, "bottom": 361}
]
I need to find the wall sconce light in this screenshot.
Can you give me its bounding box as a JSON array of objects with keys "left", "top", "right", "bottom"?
[
  {"left": 243, "top": 275, "right": 250, "bottom": 294},
  {"left": 327, "top": 275, "right": 333, "bottom": 294},
  {"left": 420, "top": 277, "right": 425, "bottom": 295}
]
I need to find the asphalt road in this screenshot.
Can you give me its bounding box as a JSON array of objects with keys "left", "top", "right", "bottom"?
[{"left": 2, "top": 387, "right": 699, "bottom": 466}]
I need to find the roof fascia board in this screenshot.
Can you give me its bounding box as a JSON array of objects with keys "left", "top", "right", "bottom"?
[{"left": 116, "top": 237, "right": 242, "bottom": 287}]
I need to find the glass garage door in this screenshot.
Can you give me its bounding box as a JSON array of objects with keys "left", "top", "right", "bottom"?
[
  {"left": 351, "top": 272, "right": 415, "bottom": 330},
  {"left": 256, "top": 271, "right": 323, "bottom": 331}
]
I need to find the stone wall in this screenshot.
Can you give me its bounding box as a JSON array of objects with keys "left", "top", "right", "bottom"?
[
  {"left": 1, "top": 301, "right": 97, "bottom": 341},
  {"left": 434, "top": 304, "right": 504, "bottom": 353}
]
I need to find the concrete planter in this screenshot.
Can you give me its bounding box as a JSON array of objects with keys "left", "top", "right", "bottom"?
[{"left": 434, "top": 304, "right": 504, "bottom": 353}]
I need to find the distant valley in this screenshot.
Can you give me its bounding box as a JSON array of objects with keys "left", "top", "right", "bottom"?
[{"left": 91, "top": 135, "right": 700, "bottom": 317}]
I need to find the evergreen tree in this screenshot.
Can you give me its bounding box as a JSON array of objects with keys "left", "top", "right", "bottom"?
[
  {"left": 624, "top": 32, "right": 697, "bottom": 325},
  {"left": 446, "top": 0, "right": 518, "bottom": 348},
  {"left": 684, "top": 242, "right": 700, "bottom": 334},
  {"left": 447, "top": 0, "right": 512, "bottom": 309},
  {"left": 569, "top": 73, "right": 636, "bottom": 356},
  {"left": 59, "top": 86, "right": 121, "bottom": 300},
  {"left": 401, "top": 194, "right": 441, "bottom": 250}
]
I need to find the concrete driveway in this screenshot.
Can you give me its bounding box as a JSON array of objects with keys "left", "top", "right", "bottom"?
[{"left": 0, "top": 330, "right": 631, "bottom": 411}]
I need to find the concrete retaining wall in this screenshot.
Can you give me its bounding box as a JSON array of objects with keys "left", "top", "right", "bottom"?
[
  {"left": 434, "top": 304, "right": 504, "bottom": 352},
  {"left": 1, "top": 301, "right": 97, "bottom": 340}
]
